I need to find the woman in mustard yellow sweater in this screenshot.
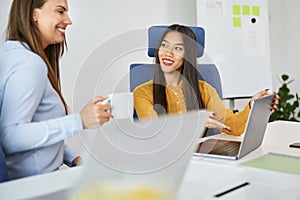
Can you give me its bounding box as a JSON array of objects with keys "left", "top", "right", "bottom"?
[{"left": 134, "top": 24, "right": 277, "bottom": 136}]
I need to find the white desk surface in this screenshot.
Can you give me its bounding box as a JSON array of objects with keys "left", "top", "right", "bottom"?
[{"left": 0, "top": 121, "right": 300, "bottom": 200}]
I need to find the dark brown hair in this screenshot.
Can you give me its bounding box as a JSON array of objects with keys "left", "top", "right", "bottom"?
[
  {"left": 6, "top": 0, "right": 68, "bottom": 113},
  {"left": 153, "top": 24, "right": 204, "bottom": 115}
]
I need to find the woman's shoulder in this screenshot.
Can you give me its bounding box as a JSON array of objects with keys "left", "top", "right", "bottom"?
[
  {"left": 198, "top": 80, "right": 211, "bottom": 88},
  {"left": 198, "top": 80, "right": 218, "bottom": 93},
  {"left": 133, "top": 80, "right": 153, "bottom": 92},
  {"left": 3, "top": 41, "right": 47, "bottom": 73},
  {"left": 4, "top": 41, "right": 45, "bottom": 65}
]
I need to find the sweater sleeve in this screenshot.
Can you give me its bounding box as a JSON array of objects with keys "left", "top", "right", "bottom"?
[
  {"left": 63, "top": 144, "right": 78, "bottom": 167},
  {"left": 133, "top": 81, "right": 158, "bottom": 120},
  {"left": 0, "top": 57, "right": 84, "bottom": 154},
  {"left": 200, "top": 81, "right": 250, "bottom": 136}
]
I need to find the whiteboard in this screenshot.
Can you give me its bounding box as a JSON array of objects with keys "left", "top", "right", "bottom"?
[{"left": 196, "top": 0, "right": 272, "bottom": 99}]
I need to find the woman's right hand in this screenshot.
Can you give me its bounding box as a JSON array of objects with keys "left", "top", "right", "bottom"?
[
  {"left": 80, "top": 96, "right": 112, "bottom": 129},
  {"left": 206, "top": 112, "right": 231, "bottom": 132}
]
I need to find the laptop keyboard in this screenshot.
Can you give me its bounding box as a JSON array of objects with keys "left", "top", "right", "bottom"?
[{"left": 196, "top": 139, "right": 241, "bottom": 157}]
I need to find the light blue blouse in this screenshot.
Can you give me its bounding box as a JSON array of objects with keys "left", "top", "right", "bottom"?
[{"left": 0, "top": 41, "right": 83, "bottom": 180}]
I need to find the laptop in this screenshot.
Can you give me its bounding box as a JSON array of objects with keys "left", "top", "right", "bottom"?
[
  {"left": 194, "top": 94, "right": 274, "bottom": 160},
  {"left": 31, "top": 110, "right": 209, "bottom": 200}
]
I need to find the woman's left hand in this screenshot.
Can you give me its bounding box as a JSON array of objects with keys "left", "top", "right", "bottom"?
[
  {"left": 250, "top": 89, "right": 279, "bottom": 112},
  {"left": 71, "top": 156, "right": 82, "bottom": 167}
]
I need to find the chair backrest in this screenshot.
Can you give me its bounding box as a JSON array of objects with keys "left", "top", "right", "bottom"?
[
  {"left": 0, "top": 145, "right": 9, "bottom": 182},
  {"left": 148, "top": 25, "right": 205, "bottom": 58}
]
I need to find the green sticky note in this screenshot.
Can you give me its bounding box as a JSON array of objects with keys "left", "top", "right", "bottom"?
[
  {"left": 252, "top": 6, "right": 260, "bottom": 16},
  {"left": 233, "top": 5, "right": 241, "bottom": 15},
  {"left": 242, "top": 5, "right": 250, "bottom": 15},
  {"left": 233, "top": 17, "right": 241, "bottom": 27}
]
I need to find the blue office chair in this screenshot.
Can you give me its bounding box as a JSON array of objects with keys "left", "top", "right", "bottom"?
[
  {"left": 130, "top": 26, "right": 223, "bottom": 136},
  {"left": 0, "top": 145, "right": 9, "bottom": 182}
]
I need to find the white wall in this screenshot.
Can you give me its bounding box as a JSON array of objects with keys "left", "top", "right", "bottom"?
[
  {"left": 0, "top": 1, "right": 10, "bottom": 43},
  {"left": 268, "top": 0, "right": 300, "bottom": 95},
  {"left": 63, "top": 0, "right": 198, "bottom": 112}
]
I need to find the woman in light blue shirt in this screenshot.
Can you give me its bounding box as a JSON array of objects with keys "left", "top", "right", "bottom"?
[{"left": 0, "top": 0, "right": 111, "bottom": 180}]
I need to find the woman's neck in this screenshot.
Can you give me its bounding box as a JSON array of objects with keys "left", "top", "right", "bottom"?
[{"left": 164, "top": 71, "right": 181, "bottom": 87}]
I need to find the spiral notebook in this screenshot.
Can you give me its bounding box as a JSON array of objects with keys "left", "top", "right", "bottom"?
[{"left": 240, "top": 152, "right": 300, "bottom": 176}]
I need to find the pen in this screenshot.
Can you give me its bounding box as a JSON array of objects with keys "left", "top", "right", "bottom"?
[{"left": 214, "top": 182, "right": 250, "bottom": 198}]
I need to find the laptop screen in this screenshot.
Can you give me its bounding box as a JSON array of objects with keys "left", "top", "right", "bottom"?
[{"left": 69, "top": 110, "right": 209, "bottom": 199}]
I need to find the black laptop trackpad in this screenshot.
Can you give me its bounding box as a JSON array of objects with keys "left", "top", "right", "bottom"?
[{"left": 196, "top": 139, "right": 241, "bottom": 157}]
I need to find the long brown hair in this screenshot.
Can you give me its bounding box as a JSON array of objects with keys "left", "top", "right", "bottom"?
[
  {"left": 153, "top": 24, "right": 204, "bottom": 115},
  {"left": 6, "top": 0, "right": 68, "bottom": 113}
]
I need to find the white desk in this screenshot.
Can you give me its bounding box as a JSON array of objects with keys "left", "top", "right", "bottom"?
[
  {"left": 0, "top": 121, "right": 300, "bottom": 200},
  {"left": 177, "top": 120, "right": 300, "bottom": 199}
]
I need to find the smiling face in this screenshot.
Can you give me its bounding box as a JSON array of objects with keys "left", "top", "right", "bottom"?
[
  {"left": 158, "top": 31, "right": 185, "bottom": 74},
  {"left": 32, "top": 0, "right": 72, "bottom": 49}
]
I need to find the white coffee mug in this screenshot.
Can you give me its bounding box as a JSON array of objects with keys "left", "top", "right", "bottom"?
[{"left": 101, "top": 92, "right": 134, "bottom": 119}]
